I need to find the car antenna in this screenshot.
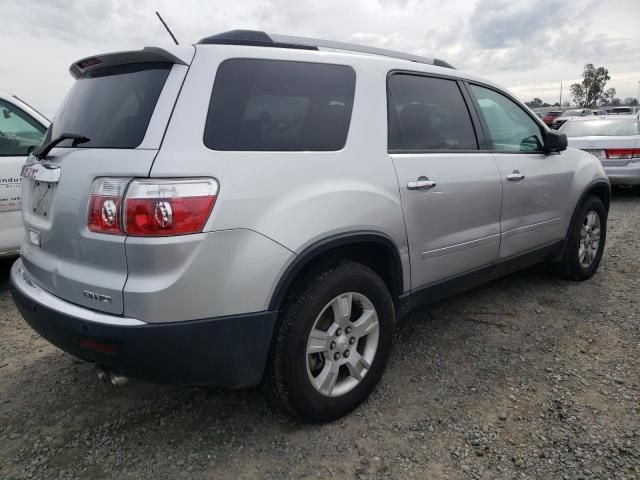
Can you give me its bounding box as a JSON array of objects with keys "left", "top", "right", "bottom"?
[{"left": 155, "top": 11, "right": 179, "bottom": 45}]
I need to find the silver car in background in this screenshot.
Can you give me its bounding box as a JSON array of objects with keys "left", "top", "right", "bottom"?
[
  {"left": 560, "top": 116, "right": 640, "bottom": 185},
  {"left": 10, "top": 30, "right": 610, "bottom": 422}
]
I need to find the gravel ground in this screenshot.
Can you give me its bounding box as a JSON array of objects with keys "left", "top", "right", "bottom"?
[{"left": 0, "top": 189, "right": 638, "bottom": 480}]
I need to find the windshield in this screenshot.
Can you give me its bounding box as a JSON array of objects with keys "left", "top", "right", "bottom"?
[
  {"left": 44, "top": 62, "right": 171, "bottom": 149},
  {"left": 563, "top": 110, "right": 583, "bottom": 117},
  {"left": 561, "top": 119, "right": 640, "bottom": 137}
]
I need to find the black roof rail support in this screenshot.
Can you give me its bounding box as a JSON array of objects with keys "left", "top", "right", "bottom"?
[
  {"left": 198, "top": 30, "right": 318, "bottom": 51},
  {"left": 433, "top": 58, "right": 455, "bottom": 69}
]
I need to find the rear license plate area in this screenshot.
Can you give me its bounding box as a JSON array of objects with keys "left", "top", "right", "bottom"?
[{"left": 31, "top": 180, "right": 55, "bottom": 218}]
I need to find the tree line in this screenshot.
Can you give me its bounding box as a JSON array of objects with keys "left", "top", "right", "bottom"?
[{"left": 525, "top": 64, "right": 638, "bottom": 109}]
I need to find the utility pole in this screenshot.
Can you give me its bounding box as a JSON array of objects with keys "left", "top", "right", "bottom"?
[{"left": 559, "top": 82, "right": 563, "bottom": 109}]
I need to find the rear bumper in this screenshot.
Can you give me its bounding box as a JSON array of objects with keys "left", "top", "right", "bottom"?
[
  {"left": 604, "top": 163, "right": 640, "bottom": 185},
  {"left": 10, "top": 259, "right": 278, "bottom": 387}
]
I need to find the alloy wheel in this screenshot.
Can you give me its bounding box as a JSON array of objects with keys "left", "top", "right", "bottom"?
[
  {"left": 305, "top": 292, "right": 379, "bottom": 397},
  {"left": 578, "top": 209, "right": 601, "bottom": 268}
]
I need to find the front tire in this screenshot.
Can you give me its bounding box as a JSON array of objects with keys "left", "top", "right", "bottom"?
[
  {"left": 266, "top": 260, "right": 394, "bottom": 422},
  {"left": 553, "top": 195, "right": 607, "bottom": 281}
]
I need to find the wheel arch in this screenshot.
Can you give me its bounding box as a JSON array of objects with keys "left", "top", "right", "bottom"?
[
  {"left": 568, "top": 180, "right": 611, "bottom": 237},
  {"left": 268, "top": 231, "right": 405, "bottom": 312}
]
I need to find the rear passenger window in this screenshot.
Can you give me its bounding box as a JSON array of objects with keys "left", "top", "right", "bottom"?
[
  {"left": 204, "top": 59, "right": 355, "bottom": 151},
  {"left": 388, "top": 74, "right": 478, "bottom": 152}
]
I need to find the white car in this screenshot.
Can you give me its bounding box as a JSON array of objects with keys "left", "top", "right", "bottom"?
[
  {"left": 560, "top": 115, "right": 640, "bottom": 185},
  {"left": 0, "top": 91, "right": 49, "bottom": 256}
]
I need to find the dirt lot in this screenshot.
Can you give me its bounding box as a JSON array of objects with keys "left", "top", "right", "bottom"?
[{"left": 0, "top": 190, "right": 638, "bottom": 480}]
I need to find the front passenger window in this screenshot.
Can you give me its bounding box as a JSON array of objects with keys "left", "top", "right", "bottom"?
[{"left": 470, "top": 85, "right": 544, "bottom": 153}]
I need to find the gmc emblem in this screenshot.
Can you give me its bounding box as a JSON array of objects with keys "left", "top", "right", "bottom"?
[{"left": 83, "top": 290, "right": 112, "bottom": 304}]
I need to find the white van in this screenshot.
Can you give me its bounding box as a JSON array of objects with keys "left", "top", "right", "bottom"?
[{"left": 0, "top": 91, "right": 49, "bottom": 256}]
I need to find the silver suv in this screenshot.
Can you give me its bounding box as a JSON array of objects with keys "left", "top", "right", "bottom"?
[{"left": 11, "top": 30, "right": 610, "bottom": 422}]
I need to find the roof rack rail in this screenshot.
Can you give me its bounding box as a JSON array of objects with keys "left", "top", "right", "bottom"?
[{"left": 197, "top": 30, "right": 455, "bottom": 69}]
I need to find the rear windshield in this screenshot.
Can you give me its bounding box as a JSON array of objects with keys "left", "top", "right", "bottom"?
[
  {"left": 204, "top": 59, "right": 356, "bottom": 151},
  {"left": 561, "top": 119, "right": 640, "bottom": 137},
  {"left": 44, "top": 62, "right": 171, "bottom": 149}
]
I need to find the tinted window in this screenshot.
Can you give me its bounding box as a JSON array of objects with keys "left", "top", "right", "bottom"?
[
  {"left": 46, "top": 62, "right": 171, "bottom": 149},
  {"left": 470, "top": 85, "right": 544, "bottom": 152},
  {"left": 561, "top": 119, "right": 640, "bottom": 137},
  {"left": 204, "top": 59, "right": 356, "bottom": 151},
  {"left": 0, "top": 100, "right": 46, "bottom": 156},
  {"left": 387, "top": 74, "right": 477, "bottom": 151}
]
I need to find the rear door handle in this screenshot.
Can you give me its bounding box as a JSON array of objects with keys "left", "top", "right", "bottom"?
[
  {"left": 506, "top": 170, "right": 525, "bottom": 182},
  {"left": 407, "top": 176, "right": 436, "bottom": 190}
]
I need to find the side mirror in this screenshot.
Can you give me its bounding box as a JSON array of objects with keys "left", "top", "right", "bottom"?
[{"left": 544, "top": 130, "right": 567, "bottom": 153}]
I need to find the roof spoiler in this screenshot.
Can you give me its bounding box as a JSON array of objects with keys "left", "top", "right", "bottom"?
[{"left": 69, "top": 46, "right": 194, "bottom": 79}]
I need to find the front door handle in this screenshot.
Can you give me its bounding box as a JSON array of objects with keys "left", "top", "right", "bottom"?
[
  {"left": 506, "top": 170, "right": 525, "bottom": 182},
  {"left": 407, "top": 176, "right": 436, "bottom": 190}
]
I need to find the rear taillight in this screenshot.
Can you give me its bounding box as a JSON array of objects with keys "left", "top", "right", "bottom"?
[
  {"left": 88, "top": 178, "right": 218, "bottom": 236},
  {"left": 124, "top": 178, "right": 218, "bottom": 236},
  {"left": 88, "top": 178, "right": 130, "bottom": 234},
  {"left": 606, "top": 148, "right": 640, "bottom": 159}
]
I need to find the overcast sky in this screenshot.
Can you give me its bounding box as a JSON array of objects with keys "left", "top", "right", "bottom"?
[{"left": 2, "top": 0, "right": 639, "bottom": 117}]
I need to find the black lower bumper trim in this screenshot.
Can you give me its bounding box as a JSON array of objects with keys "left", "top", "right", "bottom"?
[{"left": 11, "top": 285, "right": 278, "bottom": 388}]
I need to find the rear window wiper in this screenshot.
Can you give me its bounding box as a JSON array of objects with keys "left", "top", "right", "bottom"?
[{"left": 33, "top": 133, "right": 90, "bottom": 159}]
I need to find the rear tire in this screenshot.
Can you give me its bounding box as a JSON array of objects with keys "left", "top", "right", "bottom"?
[
  {"left": 266, "top": 260, "right": 394, "bottom": 422},
  {"left": 552, "top": 195, "right": 606, "bottom": 281}
]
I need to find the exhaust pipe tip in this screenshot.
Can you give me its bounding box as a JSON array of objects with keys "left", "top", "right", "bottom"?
[
  {"left": 96, "top": 366, "right": 111, "bottom": 382},
  {"left": 110, "top": 374, "right": 129, "bottom": 387},
  {"left": 96, "top": 366, "right": 129, "bottom": 387}
]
